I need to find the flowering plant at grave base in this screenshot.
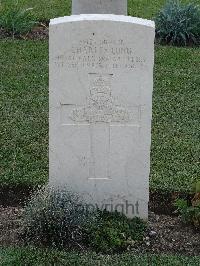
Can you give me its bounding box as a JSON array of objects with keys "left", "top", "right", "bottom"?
[
  {"left": 155, "top": 0, "right": 200, "bottom": 46},
  {"left": 21, "top": 186, "right": 146, "bottom": 252},
  {"left": 21, "top": 186, "right": 97, "bottom": 249}
]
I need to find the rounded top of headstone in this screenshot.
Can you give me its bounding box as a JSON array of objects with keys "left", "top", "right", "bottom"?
[{"left": 50, "top": 14, "right": 155, "bottom": 29}]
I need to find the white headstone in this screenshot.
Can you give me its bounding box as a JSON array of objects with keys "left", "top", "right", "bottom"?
[
  {"left": 72, "top": 0, "right": 127, "bottom": 15},
  {"left": 49, "top": 14, "right": 155, "bottom": 219}
]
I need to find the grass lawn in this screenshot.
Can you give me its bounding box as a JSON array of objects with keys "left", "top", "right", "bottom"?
[
  {"left": 0, "top": 40, "right": 199, "bottom": 191},
  {"left": 0, "top": 40, "right": 48, "bottom": 186},
  {"left": 1, "top": 0, "right": 200, "bottom": 21},
  {"left": 1, "top": 247, "right": 200, "bottom": 265}
]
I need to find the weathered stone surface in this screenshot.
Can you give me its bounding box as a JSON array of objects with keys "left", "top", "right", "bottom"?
[
  {"left": 72, "top": 0, "right": 127, "bottom": 15},
  {"left": 49, "top": 15, "right": 155, "bottom": 219}
]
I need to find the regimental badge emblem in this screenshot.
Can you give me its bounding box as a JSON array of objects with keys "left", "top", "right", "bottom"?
[{"left": 70, "top": 74, "right": 129, "bottom": 123}]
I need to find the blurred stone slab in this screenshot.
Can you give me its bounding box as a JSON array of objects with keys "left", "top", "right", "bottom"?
[
  {"left": 49, "top": 14, "right": 155, "bottom": 219},
  {"left": 72, "top": 0, "right": 127, "bottom": 15}
]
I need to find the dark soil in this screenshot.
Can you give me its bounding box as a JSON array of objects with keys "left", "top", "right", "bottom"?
[
  {"left": 0, "top": 185, "right": 193, "bottom": 216},
  {"left": 149, "top": 191, "right": 192, "bottom": 215},
  {"left": 0, "top": 23, "right": 49, "bottom": 40},
  {"left": 0, "top": 207, "right": 199, "bottom": 255},
  {"left": 143, "top": 212, "right": 200, "bottom": 256},
  {"left": 25, "top": 23, "right": 49, "bottom": 40},
  {"left": 0, "top": 185, "right": 34, "bottom": 207},
  {"left": 0, "top": 207, "right": 23, "bottom": 246}
]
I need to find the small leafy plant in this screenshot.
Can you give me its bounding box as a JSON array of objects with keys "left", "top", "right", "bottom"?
[
  {"left": 155, "top": 0, "right": 200, "bottom": 46},
  {"left": 0, "top": 0, "right": 36, "bottom": 37},
  {"left": 21, "top": 186, "right": 97, "bottom": 249},
  {"left": 86, "top": 210, "right": 146, "bottom": 253},
  {"left": 22, "top": 187, "right": 146, "bottom": 253},
  {"left": 174, "top": 181, "right": 200, "bottom": 228}
]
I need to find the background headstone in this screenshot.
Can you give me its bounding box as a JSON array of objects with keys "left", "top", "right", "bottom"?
[
  {"left": 72, "top": 0, "right": 127, "bottom": 15},
  {"left": 49, "top": 14, "right": 155, "bottom": 219}
]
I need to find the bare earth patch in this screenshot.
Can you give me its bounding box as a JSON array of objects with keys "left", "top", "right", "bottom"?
[
  {"left": 0, "top": 207, "right": 199, "bottom": 255},
  {"left": 0, "top": 207, "right": 23, "bottom": 247},
  {"left": 143, "top": 212, "right": 200, "bottom": 256},
  {"left": 0, "top": 24, "right": 49, "bottom": 40}
]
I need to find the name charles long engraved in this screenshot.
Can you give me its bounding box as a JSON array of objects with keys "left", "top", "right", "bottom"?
[{"left": 54, "top": 38, "right": 146, "bottom": 70}]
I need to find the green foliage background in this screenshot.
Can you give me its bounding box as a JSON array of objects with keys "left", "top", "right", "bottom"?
[{"left": 1, "top": 0, "right": 200, "bottom": 21}]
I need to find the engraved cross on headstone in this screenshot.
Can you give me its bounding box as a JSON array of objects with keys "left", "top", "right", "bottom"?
[{"left": 68, "top": 73, "right": 130, "bottom": 180}]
